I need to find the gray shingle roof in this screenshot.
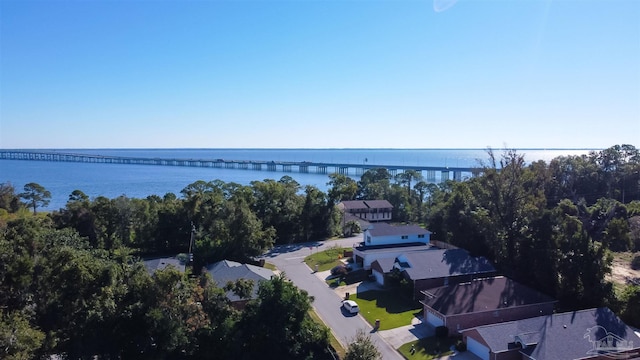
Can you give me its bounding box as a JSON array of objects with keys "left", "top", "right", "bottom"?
[
  {"left": 205, "top": 260, "right": 275, "bottom": 301},
  {"left": 422, "top": 276, "right": 555, "bottom": 316},
  {"left": 402, "top": 249, "right": 495, "bottom": 280},
  {"left": 372, "top": 257, "right": 396, "bottom": 273},
  {"left": 143, "top": 257, "right": 184, "bottom": 275},
  {"left": 367, "top": 223, "right": 430, "bottom": 237},
  {"left": 463, "top": 307, "right": 640, "bottom": 360}
]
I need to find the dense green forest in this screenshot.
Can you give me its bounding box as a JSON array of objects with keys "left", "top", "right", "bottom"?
[{"left": 1, "top": 144, "right": 640, "bottom": 359}]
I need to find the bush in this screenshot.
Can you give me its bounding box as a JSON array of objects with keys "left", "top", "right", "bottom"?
[
  {"left": 386, "top": 268, "right": 403, "bottom": 287},
  {"left": 435, "top": 326, "right": 449, "bottom": 338},
  {"left": 455, "top": 340, "right": 467, "bottom": 352}
]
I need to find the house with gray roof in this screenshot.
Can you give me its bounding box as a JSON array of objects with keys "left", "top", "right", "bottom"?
[
  {"left": 461, "top": 307, "right": 640, "bottom": 360},
  {"left": 371, "top": 248, "right": 496, "bottom": 299},
  {"left": 421, "top": 276, "right": 556, "bottom": 334},
  {"left": 205, "top": 260, "right": 275, "bottom": 309},
  {"left": 143, "top": 256, "right": 185, "bottom": 275}
]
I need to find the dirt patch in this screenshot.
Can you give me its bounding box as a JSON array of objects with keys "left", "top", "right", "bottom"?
[{"left": 608, "top": 252, "right": 640, "bottom": 286}]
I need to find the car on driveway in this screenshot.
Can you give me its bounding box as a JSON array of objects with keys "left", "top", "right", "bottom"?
[
  {"left": 342, "top": 300, "right": 360, "bottom": 314},
  {"left": 331, "top": 264, "right": 352, "bottom": 276}
]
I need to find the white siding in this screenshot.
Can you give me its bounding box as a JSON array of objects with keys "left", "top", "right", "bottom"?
[
  {"left": 372, "top": 269, "right": 385, "bottom": 286},
  {"left": 466, "top": 337, "right": 490, "bottom": 360},
  {"left": 364, "top": 231, "right": 430, "bottom": 246}
]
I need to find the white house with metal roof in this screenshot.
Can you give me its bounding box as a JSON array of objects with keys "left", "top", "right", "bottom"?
[
  {"left": 351, "top": 223, "right": 432, "bottom": 269},
  {"left": 363, "top": 223, "right": 430, "bottom": 247}
]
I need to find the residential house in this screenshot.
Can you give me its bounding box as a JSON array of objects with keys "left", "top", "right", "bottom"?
[
  {"left": 371, "top": 248, "right": 496, "bottom": 299},
  {"left": 353, "top": 243, "right": 433, "bottom": 271},
  {"left": 205, "top": 260, "right": 275, "bottom": 309},
  {"left": 421, "top": 276, "right": 556, "bottom": 334},
  {"left": 338, "top": 200, "right": 393, "bottom": 223},
  {"left": 363, "top": 223, "right": 431, "bottom": 247},
  {"left": 143, "top": 256, "right": 185, "bottom": 275},
  {"left": 461, "top": 307, "right": 640, "bottom": 360},
  {"left": 352, "top": 223, "right": 432, "bottom": 269}
]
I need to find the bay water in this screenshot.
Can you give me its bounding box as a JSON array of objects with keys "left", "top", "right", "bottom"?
[{"left": 0, "top": 148, "right": 595, "bottom": 211}]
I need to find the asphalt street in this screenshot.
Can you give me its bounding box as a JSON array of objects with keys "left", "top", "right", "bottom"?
[{"left": 262, "top": 236, "right": 404, "bottom": 360}]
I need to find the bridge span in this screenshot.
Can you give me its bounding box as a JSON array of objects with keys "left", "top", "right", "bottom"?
[{"left": 0, "top": 150, "right": 481, "bottom": 182}]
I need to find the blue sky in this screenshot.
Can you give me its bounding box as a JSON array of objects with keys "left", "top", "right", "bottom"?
[{"left": 1, "top": 0, "right": 638, "bottom": 149}]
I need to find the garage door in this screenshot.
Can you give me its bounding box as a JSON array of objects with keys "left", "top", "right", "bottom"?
[
  {"left": 466, "top": 337, "right": 490, "bottom": 360},
  {"left": 426, "top": 311, "right": 444, "bottom": 327}
]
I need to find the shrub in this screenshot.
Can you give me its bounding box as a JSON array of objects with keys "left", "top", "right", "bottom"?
[
  {"left": 386, "top": 268, "right": 403, "bottom": 287},
  {"left": 455, "top": 340, "right": 467, "bottom": 352},
  {"left": 435, "top": 326, "right": 449, "bottom": 338}
]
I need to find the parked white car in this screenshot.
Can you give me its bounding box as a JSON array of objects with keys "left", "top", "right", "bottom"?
[{"left": 342, "top": 300, "right": 360, "bottom": 314}]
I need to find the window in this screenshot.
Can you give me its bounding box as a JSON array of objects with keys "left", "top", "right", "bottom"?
[
  {"left": 401, "top": 235, "right": 408, "bottom": 240},
  {"left": 367, "top": 236, "right": 371, "bottom": 243},
  {"left": 418, "top": 234, "right": 425, "bottom": 238}
]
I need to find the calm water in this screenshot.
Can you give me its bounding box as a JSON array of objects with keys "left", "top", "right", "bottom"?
[{"left": 1, "top": 148, "right": 595, "bottom": 211}]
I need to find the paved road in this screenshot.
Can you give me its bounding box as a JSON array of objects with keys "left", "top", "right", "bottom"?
[{"left": 262, "top": 236, "right": 404, "bottom": 360}]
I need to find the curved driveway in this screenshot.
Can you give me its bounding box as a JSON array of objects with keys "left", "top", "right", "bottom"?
[{"left": 262, "top": 236, "right": 404, "bottom": 360}]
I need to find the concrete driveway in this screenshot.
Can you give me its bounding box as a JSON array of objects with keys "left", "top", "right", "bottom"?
[{"left": 377, "top": 317, "right": 434, "bottom": 349}]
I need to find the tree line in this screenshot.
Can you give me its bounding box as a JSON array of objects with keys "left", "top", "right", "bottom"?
[
  {"left": 0, "top": 214, "right": 336, "bottom": 359},
  {"left": 1, "top": 144, "right": 640, "bottom": 358}
]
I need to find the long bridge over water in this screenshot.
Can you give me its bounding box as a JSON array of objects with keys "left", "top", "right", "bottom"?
[{"left": 0, "top": 150, "right": 481, "bottom": 182}]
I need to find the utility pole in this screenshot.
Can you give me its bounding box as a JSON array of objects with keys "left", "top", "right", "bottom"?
[{"left": 186, "top": 222, "right": 195, "bottom": 272}]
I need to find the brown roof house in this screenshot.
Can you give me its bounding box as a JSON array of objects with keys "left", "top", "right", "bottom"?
[
  {"left": 338, "top": 200, "right": 393, "bottom": 223},
  {"left": 421, "top": 276, "right": 556, "bottom": 334},
  {"left": 461, "top": 307, "right": 640, "bottom": 360},
  {"left": 371, "top": 248, "right": 496, "bottom": 299}
]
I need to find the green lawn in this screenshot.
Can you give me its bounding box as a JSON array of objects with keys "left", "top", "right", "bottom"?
[
  {"left": 397, "top": 337, "right": 457, "bottom": 359},
  {"left": 348, "top": 290, "right": 422, "bottom": 330},
  {"left": 262, "top": 262, "right": 277, "bottom": 271},
  {"left": 304, "top": 246, "right": 350, "bottom": 272}
]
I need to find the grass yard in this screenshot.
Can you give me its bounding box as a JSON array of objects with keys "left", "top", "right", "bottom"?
[
  {"left": 262, "top": 262, "right": 277, "bottom": 271},
  {"left": 304, "top": 246, "right": 350, "bottom": 272},
  {"left": 348, "top": 290, "right": 422, "bottom": 331},
  {"left": 397, "top": 336, "right": 458, "bottom": 360}
]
